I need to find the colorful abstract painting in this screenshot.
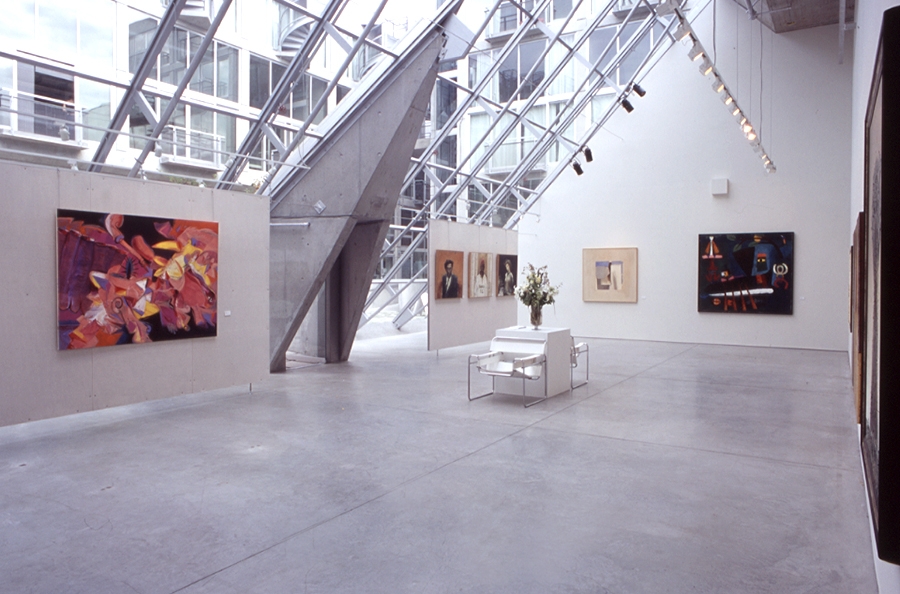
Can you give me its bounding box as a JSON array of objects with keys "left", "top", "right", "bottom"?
[
  {"left": 57, "top": 209, "right": 218, "bottom": 349},
  {"left": 698, "top": 232, "right": 793, "bottom": 314}
]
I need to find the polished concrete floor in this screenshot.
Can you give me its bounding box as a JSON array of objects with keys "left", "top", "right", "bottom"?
[{"left": 0, "top": 332, "right": 877, "bottom": 593}]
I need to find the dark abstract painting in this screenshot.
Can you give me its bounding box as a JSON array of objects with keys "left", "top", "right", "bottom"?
[
  {"left": 57, "top": 209, "right": 218, "bottom": 349},
  {"left": 697, "top": 232, "right": 793, "bottom": 315}
]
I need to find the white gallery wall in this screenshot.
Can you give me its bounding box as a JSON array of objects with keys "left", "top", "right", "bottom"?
[
  {"left": 519, "top": 3, "right": 853, "bottom": 351},
  {"left": 428, "top": 219, "right": 517, "bottom": 350},
  {"left": 0, "top": 162, "right": 270, "bottom": 427}
]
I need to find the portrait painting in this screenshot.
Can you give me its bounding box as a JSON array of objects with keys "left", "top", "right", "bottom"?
[
  {"left": 434, "top": 249, "right": 464, "bottom": 300},
  {"left": 57, "top": 209, "right": 218, "bottom": 350},
  {"left": 582, "top": 248, "right": 638, "bottom": 303},
  {"left": 496, "top": 254, "right": 517, "bottom": 297},
  {"left": 468, "top": 252, "right": 493, "bottom": 298},
  {"left": 697, "top": 233, "right": 793, "bottom": 314}
]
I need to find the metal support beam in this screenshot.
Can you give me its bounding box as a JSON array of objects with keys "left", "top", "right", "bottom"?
[
  {"left": 128, "top": 0, "right": 234, "bottom": 178},
  {"left": 216, "top": 0, "right": 344, "bottom": 188},
  {"left": 263, "top": 0, "right": 391, "bottom": 200},
  {"left": 88, "top": 0, "right": 188, "bottom": 172}
]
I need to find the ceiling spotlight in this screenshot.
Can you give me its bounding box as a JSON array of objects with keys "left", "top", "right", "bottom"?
[
  {"left": 742, "top": 123, "right": 753, "bottom": 134},
  {"left": 721, "top": 94, "right": 733, "bottom": 106},
  {"left": 712, "top": 78, "right": 725, "bottom": 93},
  {"left": 572, "top": 160, "right": 584, "bottom": 175},
  {"left": 731, "top": 106, "right": 741, "bottom": 116},
  {"left": 582, "top": 147, "right": 593, "bottom": 162},
  {"left": 688, "top": 44, "right": 704, "bottom": 61},
  {"left": 632, "top": 83, "right": 646, "bottom": 97},
  {"left": 699, "top": 58, "right": 714, "bottom": 76},
  {"left": 746, "top": 130, "right": 757, "bottom": 141},
  {"left": 674, "top": 23, "right": 692, "bottom": 43},
  {"left": 621, "top": 99, "right": 634, "bottom": 113}
]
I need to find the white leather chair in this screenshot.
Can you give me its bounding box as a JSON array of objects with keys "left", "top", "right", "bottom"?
[
  {"left": 570, "top": 340, "right": 589, "bottom": 390},
  {"left": 468, "top": 335, "right": 548, "bottom": 407}
]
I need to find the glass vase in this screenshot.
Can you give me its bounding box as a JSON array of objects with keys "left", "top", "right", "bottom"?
[{"left": 529, "top": 305, "right": 542, "bottom": 329}]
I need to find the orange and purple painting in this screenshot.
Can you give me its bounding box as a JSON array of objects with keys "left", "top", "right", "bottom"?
[{"left": 57, "top": 209, "right": 218, "bottom": 349}]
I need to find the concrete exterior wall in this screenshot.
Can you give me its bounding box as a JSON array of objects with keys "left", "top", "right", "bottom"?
[
  {"left": 428, "top": 219, "right": 517, "bottom": 351},
  {"left": 518, "top": 5, "right": 853, "bottom": 350},
  {"left": 0, "top": 162, "right": 269, "bottom": 427}
]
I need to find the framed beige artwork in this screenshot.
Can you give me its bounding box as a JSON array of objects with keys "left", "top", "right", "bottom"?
[{"left": 582, "top": 248, "right": 638, "bottom": 303}]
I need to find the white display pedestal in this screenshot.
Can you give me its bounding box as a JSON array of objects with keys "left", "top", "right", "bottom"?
[{"left": 493, "top": 326, "right": 572, "bottom": 398}]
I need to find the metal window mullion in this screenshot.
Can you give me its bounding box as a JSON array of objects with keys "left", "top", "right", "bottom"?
[
  {"left": 273, "top": 0, "right": 399, "bottom": 59},
  {"left": 216, "top": 0, "right": 343, "bottom": 187},
  {"left": 263, "top": 0, "right": 390, "bottom": 200},
  {"left": 478, "top": 16, "right": 659, "bottom": 224},
  {"left": 128, "top": 0, "right": 234, "bottom": 178},
  {"left": 361, "top": 265, "right": 427, "bottom": 329},
  {"left": 473, "top": 16, "right": 659, "bottom": 224},
  {"left": 504, "top": 17, "right": 676, "bottom": 228},
  {"left": 427, "top": 5, "right": 613, "bottom": 223},
  {"left": 385, "top": 0, "right": 552, "bottom": 227},
  {"left": 363, "top": 230, "right": 428, "bottom": 310},
  {"left": 88, "top": 0, "right": 189, "bottom": 171}
]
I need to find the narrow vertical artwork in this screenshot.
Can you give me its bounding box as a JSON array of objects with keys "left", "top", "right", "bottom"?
[
  {"left": 852, "top": 212, "right": 867, "bottom": 424},
  {"left": 434, "top": 249, "right": 464, "bottom": 300},
  {"left": 468, "top": 252, "right": 493, "bottom": 298},
  {"left": 57, "top": 209, "right": 218, "bottom": 349},
  {"left": 496, "top": 254, "right": 517, "bottom": 297},
  {"left": 697, "top": 233, "right": 794, "bottom": 315}
]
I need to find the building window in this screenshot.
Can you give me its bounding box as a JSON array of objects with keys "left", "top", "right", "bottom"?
[
  {"left": 551, "top": 0, "right": 573, "bottom": 20},
  {"left": 497, "top": 41, "right": 546, "bottom": 103},
  {"left": 79, "top": 79, "right": 111, "bottom": 142},
  {"left": 161, "top": 29, "right": 188, "bottom": 86},
  {"left": 36, "top": 0, "right": 77, "bottom": 62},
  {"left": 189, "top": 34, "right": 215, "bottom": 95},
  {"left": 129, "top": 16, "right": 158, "bottom": 79},
  {"left": 216, "top": 44, "right": 238, "bottom": 101},
  {"left": 249, "top": 55, "right": 270, "bottom": 109}
]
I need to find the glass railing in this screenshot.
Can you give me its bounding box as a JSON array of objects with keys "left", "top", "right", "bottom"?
[
  {"left": 159, "top": 124, "right": 224, "bottom": 167},
  {"left": 0, "top": 88, "right": 82, "bottom": 142}
]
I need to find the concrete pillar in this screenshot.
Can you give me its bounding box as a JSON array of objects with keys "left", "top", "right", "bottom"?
[{"left": 268, "top": 33, "right": 444, "bottom": 371}]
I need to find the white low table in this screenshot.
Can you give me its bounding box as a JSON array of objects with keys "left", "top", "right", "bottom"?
[{"left": 493, "top": 326, "right": 572, "bottom": 398}]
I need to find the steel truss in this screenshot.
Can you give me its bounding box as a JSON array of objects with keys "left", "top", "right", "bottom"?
[{"left": 361, "top": 0, "right": 683, "bottom": 330}]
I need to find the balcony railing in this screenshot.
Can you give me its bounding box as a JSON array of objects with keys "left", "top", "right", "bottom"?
[
  {"left": 158, "top": 124, "right": 224, "bottom": 168},
  {"left": 0, "top": 88, "right": 82, "bottom": 143}
]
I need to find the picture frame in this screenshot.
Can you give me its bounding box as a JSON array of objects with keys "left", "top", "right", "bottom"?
[
  {"left": 697, "top": 233, "right": 794, "bottom": 315},
  {"left": 496, "top": 254, "right": 517, "bottom": 297},
  {"left": 434, "top": 249, "right": 464, "bottom": 300},
  {"left": 57, "top": 209, "right": 219, "bottom": 349},
  {"left": 861, "top": 5, "right": 900, "bottom": 564},
  {"left": 468, "top": 252, "right": 493, "bottom": 298},
  {"left": 582, "top": 248, "right": 638, "bottom": 303}
]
